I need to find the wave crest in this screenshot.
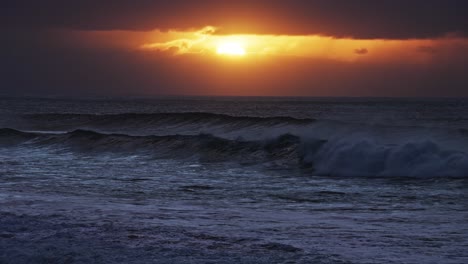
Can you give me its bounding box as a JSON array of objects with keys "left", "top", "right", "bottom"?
[
  {"left": 306, "top": 139, "right": 468, "bottom": 177},
  {"left": 17, "top": 113, "right": 314, "bottom": 134},
  {"left": 1, "top": 128, "right": 467, "bottom": 178}
]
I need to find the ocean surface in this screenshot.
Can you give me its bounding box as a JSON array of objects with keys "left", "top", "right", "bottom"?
[{"left": 1, "top": 97, "right": 467, "bottom": 263}]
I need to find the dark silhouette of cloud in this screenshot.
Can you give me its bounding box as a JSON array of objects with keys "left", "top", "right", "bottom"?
[
  {"left": 1, "top": 0, "right": 467, "bottom": 39},
  {"left": 354, "top": 48, "right": 369, "bottom": 55}
]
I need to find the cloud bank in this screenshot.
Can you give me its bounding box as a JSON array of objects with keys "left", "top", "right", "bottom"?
[{"left": 2, "top": 0, "right": 467, "bottom": 39}]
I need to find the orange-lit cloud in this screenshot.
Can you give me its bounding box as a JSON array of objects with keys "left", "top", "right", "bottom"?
[
  {"left": 2, "top": 26, "right": 468, "bottom": 97},
  {"left": 133, "top": 27, "right": 465, "bottom": 65}
]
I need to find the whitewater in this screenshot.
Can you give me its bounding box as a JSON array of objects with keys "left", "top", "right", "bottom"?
[{"left": 1, "top": 97, "right": 467, "bottom": 263}]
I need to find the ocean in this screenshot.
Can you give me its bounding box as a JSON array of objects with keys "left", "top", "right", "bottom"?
[{"left": 1, "top": 97, "right": 467, "bottom": 263}]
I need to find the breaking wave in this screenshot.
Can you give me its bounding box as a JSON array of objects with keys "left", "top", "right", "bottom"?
[{"left": 1, "top": 127, "right": 467, "bottom": 178}]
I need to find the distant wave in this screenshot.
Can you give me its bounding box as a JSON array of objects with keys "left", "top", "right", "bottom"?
[
  {"left": 17, "top": 113, "right": 314, "bottom": 132},
  {"left": 2, "top": 128, "right": 467, "bottom": 178}
]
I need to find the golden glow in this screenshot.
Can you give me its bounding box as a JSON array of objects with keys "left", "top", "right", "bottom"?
[
  {"left": 216, "top": 42, "right": 246, "bottom": 56},
  {"left": 137, "top": 27, "right": 444, "bottom": 63}
]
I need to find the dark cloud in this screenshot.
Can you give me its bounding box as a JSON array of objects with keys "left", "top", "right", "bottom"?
[
  {"left": 1, "top": 0, "right": 467, "bottom": 39},
  {"left": 354, "top": 48, "right": 369, "bottom": 55}
]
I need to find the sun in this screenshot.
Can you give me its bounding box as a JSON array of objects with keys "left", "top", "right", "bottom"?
[{"left": 216, "top": 42, "right": 246, "bottom": 56}]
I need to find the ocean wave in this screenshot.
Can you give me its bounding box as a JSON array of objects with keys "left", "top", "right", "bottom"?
[
  {"left": 305, "top": 139, "right": 468, "bottom": 178},
  {"left": 0, "top": 128, "right": 307, "bottom": 166},
  {"left": 16, "top": 113, "right": 314, "bottom": 133},
  {"left": 1, "top": 128, "right": 467, "bottom": 178}
]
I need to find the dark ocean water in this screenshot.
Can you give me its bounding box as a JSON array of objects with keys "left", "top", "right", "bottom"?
[{"left": 1, "top": 97, "right": 467, "bottom": 263}]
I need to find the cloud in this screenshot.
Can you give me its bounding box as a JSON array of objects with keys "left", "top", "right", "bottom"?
[
  {"left": 1, "top": 30, "right": 467, "bottom": 97},
  {"left": 142, "top": 39, "right": 194, "bottom": 54},
  {"left": 354, "top": 48, "right": 368, "bottom": 55},
  {"left": 140, "top": 27, "right": 215, "bottom": 54},
  {"left": 1, "top": 0, "right": 467, "bottom": 39}
]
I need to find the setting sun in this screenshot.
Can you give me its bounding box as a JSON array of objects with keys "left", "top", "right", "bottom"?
[{"left": 216, "top": 42, "right": 246, "bottom": 56}]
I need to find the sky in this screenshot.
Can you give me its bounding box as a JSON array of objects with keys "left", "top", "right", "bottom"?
[{"left": 1, "top": 0, "right": 467, "bottom": 97}]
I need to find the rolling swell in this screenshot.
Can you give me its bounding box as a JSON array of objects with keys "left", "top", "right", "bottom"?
[
  {"left": 2, "top": 127, "right": 468, "bottom": 177},
  {"left": 16, "top": 113, "right": 314, "bottom": 134},
  {"left": 0, "top": 128, "right": 309, "bottom": 167}
]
